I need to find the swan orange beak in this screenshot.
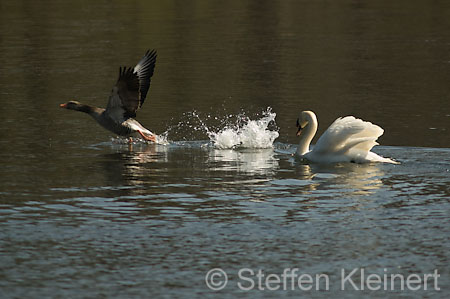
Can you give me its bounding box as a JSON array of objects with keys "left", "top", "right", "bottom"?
[{"left": 60, "top": 103, "right": 67, "bottom": 108}]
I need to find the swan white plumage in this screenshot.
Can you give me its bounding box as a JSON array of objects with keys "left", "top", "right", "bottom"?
[{"left": 295, "top": 111, "right": 399, "bottom": 164}]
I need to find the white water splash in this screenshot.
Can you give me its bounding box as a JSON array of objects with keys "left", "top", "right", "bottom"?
[
  {"left": 110, "top": 107, "right": 279, "bottom": 148},
  {"left": 110, "top": 132, "right": 169, "bottom": 145},
  {"left": 207, "top": 108, "right": 279, "bottom": 149},
  {"left": 154, "top": 133, "right": 170, "bottom": 145}
]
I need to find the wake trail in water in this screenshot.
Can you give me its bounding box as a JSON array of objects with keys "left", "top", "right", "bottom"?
[{"left": 112, "top": 107, "right": 279, "bottom": 149}]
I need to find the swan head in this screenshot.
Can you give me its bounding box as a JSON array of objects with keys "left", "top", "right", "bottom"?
[{"left": 296, "top": 111, "right": 317, "bottom": 136}]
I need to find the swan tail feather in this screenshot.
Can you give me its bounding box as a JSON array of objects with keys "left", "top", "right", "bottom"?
[{"left": 341, "top": 137, "right": 379, "bottom": 154}]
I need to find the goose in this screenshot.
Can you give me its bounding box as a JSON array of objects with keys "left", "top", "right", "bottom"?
[
  {"left": 295, "top": 111, "right": 398, "bottom": 164},
  {"left": 60, "top": 49, "right": 158, "bottom": 142}
]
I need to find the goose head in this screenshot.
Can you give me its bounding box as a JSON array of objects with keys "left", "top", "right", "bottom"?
[
  {"left": 59, "top": 100, "right": 97, "bottom": 115},
  {"left": 60, "top": 100, "right": 83, "bottom": 110}
]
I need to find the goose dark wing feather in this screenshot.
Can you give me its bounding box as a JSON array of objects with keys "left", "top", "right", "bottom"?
[
  {"left": 106, "top": 50, "right": 157, "bottom": 119},
  {"left": 133, "top": 49, "right": 157, "bottom": 107},
  {"left": 117, "top": 66, "right": 140, "bottom": 117}
]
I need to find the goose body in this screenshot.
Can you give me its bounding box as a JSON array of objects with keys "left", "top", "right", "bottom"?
[
  {"left": 60, "top": 50, "right": 158, "bottom": 142},
  {"left": 296, "top": 111, "right": 398, "bottom": 164}
]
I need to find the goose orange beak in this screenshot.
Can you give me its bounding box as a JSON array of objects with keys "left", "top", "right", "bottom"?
[{"left": 60, "top": 103, "right": 67, "bottom": 108}]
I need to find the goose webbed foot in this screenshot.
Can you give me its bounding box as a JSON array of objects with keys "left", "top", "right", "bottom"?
[{"left": 137, "top": 130, "right": 156, "bottom": 142}]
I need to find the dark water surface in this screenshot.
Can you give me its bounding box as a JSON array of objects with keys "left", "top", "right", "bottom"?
[{"left": 1, "top": 1, "right": 449, "bottom": 298}]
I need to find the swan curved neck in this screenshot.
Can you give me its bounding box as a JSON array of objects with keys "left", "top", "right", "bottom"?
[{"left": 297, "top": 113, "right": 318, "bottom": 156}]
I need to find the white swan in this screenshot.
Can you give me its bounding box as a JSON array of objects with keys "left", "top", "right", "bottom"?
[{"left": 295, "top": 111, "right": 398, "bottom": 164}]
